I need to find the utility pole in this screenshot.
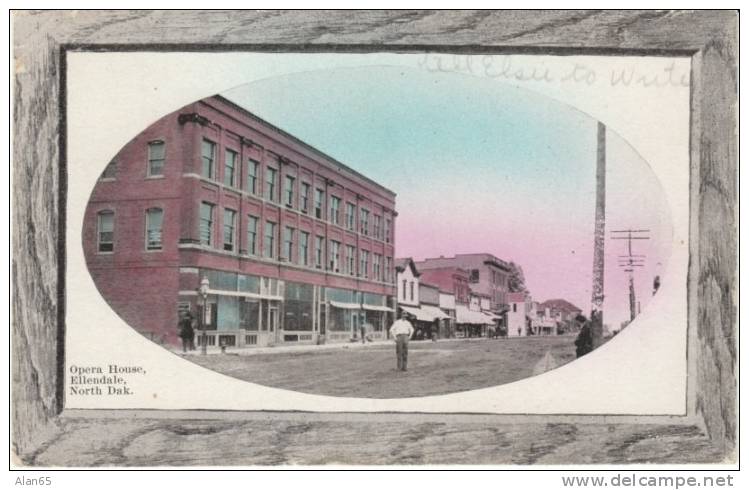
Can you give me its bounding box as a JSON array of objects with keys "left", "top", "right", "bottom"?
[
  {"left": 612, "top": 229, "right": 650, "bottom": 323},
  {"left": 590, "top": 122, "right": 606, "bottom": 348}
]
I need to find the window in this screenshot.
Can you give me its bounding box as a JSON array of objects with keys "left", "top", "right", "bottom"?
[
  {"left": 513, "top": 303, "right": 517, "bottom": 313},
  {"left": 247, "top": 215, "right": 259, "bottom": 255},
  {"left": 373, "top": 254, "right": 382, "bottom": 281},
  {"left": 299, "top": 231, "right": 309, "bottom": 266},
  {"left": 224, "top": 149, "right": 237, "bottom": 187},
  {"left": 97, "top": 211, "right": 114, "bottom": 252},
  {"left": 360, "top": 250, "right": 369, "bottom": 279},
  {"left": 147, "top": 141, "right": 165, "bottom": 177},
  {"left": 101, "top": 159, "right": 117, "bottom": 180},
  {"left": 373, "top": 215, "right": 382, "bottom": 240},
  {"left": 300, "top": 183, "right": 310, "bottom": 213},
  {"left": 360, "top": 208, "right": 370, "bottom": 235},
  {"left": 385, "top": 257, "right": 392, "bottom": 283},
  {"left": 402, "top": 279, "right": 407, "bottom": 300},
  {"left": 346, "top": 245, "right": 356, "bottom": 275},
  {"left": 284, "top": 175, "right": 295, "bottom": 207},
  {"left": 385, "top": 218, "right": 392, "bottom": 243},
  {"left": 314, "top": 188, "right": 324, "bottom": 219},
  {"left": 248, "top": 159, "right": 259, "bottom": 194},
  {"left": 329, "top": 240, "right": 341, "bottom": 272},
  {"left": 199, "top": 202, "right": 214, "bottom": 246},
  {"left": 409, "top": 281, "right": 414, "bottom": 301},
  {"left": 329, "top": 196, "right": 341, "bottom": 225},
  {"left": 315, "top": 235, "right": 324, "bottom": 268},
  {"left": 265, "top": 167, "right": 277, "bottom": 201},
  {"left": 201, "top": 140, "right": 215, "bottom": 179},
  {"left": 264, "top": 221, "right": 277, "bottom": 258},
  {"left": 283, "top": 226, "right": 294, "bottom": 261},
  {"left": 223, "top": 209, "right": 236, "bottom": 252},
  {"left": 345, "top": 202, "right": 356, "bottom": 230},
  {"left": 145, "top": 208, "right": 163, "bottom": 251},
  {"left": 469, "top": 269, "right": 480, "bottom": 283}
]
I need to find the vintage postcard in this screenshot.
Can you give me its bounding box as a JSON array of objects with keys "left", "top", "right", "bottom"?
[
  {"left": 10, "top": 10, "right": 738, "bottom": 470},
  {"left": 65, "top": 52, "right": 689, "bottom": 416}
]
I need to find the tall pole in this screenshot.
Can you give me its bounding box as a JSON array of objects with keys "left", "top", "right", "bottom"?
[
  {"left": 590, "top": 122, "right": 606, "bottom": 347},
  {"left": 612, "top": 229, "right": 650, "bottom": 325}
]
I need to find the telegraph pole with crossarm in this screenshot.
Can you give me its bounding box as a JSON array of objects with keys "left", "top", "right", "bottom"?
[{"left": 611, "top": 229, "right": 650, "bottom": 323}]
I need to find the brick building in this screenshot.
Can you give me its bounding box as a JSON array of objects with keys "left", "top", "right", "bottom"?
[
  {"left": 84, "top": 95, "right": 397, "bottom": 348},
  {"left": 416, "top": 253, "right": 512, "bottom": 314}
]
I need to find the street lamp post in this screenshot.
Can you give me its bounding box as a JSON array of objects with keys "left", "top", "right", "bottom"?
[{"left": 198, "top": 276, "right": 210, "bottom": 355}]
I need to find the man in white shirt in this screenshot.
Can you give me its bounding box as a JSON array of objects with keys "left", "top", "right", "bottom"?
[{"left": 389, "top": 311, "right": 415, "bottom": 371}]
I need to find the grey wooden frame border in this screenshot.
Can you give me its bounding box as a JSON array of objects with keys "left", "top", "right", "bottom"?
[{"left": 11, "top": 10, "right": 737, "bottom": 465}]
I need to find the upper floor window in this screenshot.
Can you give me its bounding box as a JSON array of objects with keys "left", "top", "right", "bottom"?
[
  {"left": 373, "top": 215, "right": 382, "bottom": 240},
  {"left": 97, "top": 210, "right": 114, "bottom": 253},
  {"left": 469, "top": 269, "right": 480, "bottom": 283},
  {"left": 360, "top": 250, "right": 370, "bottom": 279},
  {"left": 283, "top": 226, "right": 295, "bottom": 261},
  {"left": 145, "top": 207, "right": 163, "bottom": 251},
  {"left": 223, "top": 209, "right": 236, "bottom": 252},
  {"left": 284, "top": 175, "right": 295, "bottom": 208},
  {"left": 248, "top": 159, "right": 259, "bottom": 194},
  {"left": 385, "top": 218, "right": 392, "bottom": 243},
  {"left": 299, "top": 231, "right": 310, "bottom": 266},
  {"left": 199, "top": 202, "right": 214, "bottom": 246},
  {"left": 329, "top": 240, "right": 341, "bottom": 272},
  {"left": 314, "top": 188, "right": 324, "bottom": 219},
  {"left": 300, "top": 183, "right": 310, "bottom": 213},
  {"left": 315, "top": 235, "right": 324, "bottom": 268},
  {"left": 201, "top": 140, "right": 216, "bottom": 180},
  {"left": 265, "top": 167, "right": 278, "bottom": 202},
  {"left": 373, "top": 254, "right": 382, "bottom": 281},
  {"left": 360, "top": 208, "right": 370, "bottom": 236},
  {"left": 345, "top": 202, "right": 356, "bottom": 230},
  {"left": 147, "top": 141, "right": 165, "bottom": 177},
  {"left": 385, "top": 257, "right": 392, "bottom": 283},
  {"left": 101, "top": 159, "right": 117, "bottom": 180},
  {"left": 346, "top": 245, "right": 356, "bottom": 276},
  {"left": 402, "top": 279, "right": 407, "bottom": 300},
  {"left": 329, "top": 196, "right": 341, "bottom": 225},
  {"left": 247, "top": 215, "right": 259, "bottom": 255},
  {"left": 264, "top": 221, "right": 277, "bottom": 258},
  {"left": 224, "top": 149, "right": 237, "bottom": 187},
  {"left": 409, "top": 281, "right": 415, "bottom": 302}
]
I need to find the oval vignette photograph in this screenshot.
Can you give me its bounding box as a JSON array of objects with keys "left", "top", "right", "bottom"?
[{"left": 82, "top": 66, "right": 673, "bottom": 399}]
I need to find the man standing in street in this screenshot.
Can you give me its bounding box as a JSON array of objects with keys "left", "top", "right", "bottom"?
[{"left": 389, "top": 311, "right": 415, "bottom": 371}]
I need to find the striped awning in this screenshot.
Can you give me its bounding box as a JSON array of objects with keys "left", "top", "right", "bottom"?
[{"left": 455, "top": 306, "right": 495, "bottom": 325}]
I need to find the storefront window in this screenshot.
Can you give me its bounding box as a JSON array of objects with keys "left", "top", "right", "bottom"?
[
  {"left": 284, "top": 282, "right": 314, "bottom": 331},
  {"left": 205, "top": 269, "right": 237, "bottom": 291},
  {"left": 237, "top": 274, "right": 260, "bottom": 293},
  {"left": 217, "top": 296, "right": 240, "bottom": 330},
  {"left": 240, "top": 299, "right": 260, "bottom": 331}
]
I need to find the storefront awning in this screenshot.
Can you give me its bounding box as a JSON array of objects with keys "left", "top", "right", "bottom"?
[
  {"left": 362, "top": 304, "right": 394, "bottom": 313},
  {"left": 400, "top": 305, "right": 444, "bottom": 322},
  {"left": 455, "top": 305, "right": 495, "bottom": 325},
  {"left": 420, "top": 305, "right": 450, "bottom": 320},
  {"left": 329, "top": 300, "right": 362, "bottom": 310},
  {"left": 205, "top": 289, "right": 284, "bottom": 301},
  {"left": 400, "top": 305, "right": 431, "bottom": 322}
]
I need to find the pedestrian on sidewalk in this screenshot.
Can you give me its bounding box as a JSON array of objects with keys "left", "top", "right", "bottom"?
[
  {"left": 389, "top": 311, "right": 415, "bottom": 371},
  {"left": 178, "top": 312, "right": 195, "bottom": 353}
]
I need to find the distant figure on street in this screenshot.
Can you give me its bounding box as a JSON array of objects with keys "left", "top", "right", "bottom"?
[
  {"left": 179, "top": 312, "right": 195, "bottom": 353},
  {"left": 574, "top": 314, "right": 593, "bottom": 358},
  {"left": 389, "top": 311, "right": 415, "bottom": 371},
  {"left": 361, "top": 321, "right": 374, "bottom": 344}
]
